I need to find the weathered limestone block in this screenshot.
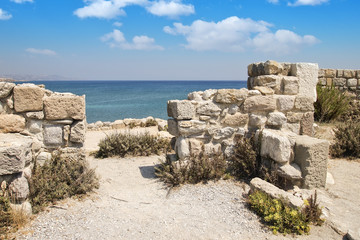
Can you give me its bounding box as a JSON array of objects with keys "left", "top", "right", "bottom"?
[
  {"left": 291, "top": 63, "right": 318, "bottom": 101},
  {"left": 280, "top": 63, "right": 292, "bottom": 76},
  {"left": 248, "top": 90, "right": 261, "bottom": 96},
  {"left": 248, "top": 62, "right": 265, "bottom": 77},
  {"left": 228, "top": 104, "right": 239, "bottom": 115},
  {"left": 178, "top": 120, "right": 206, "bottom": 137},
  {"left": 318, "top": 69, "right": 325, "bottom": 78},
  {"left": 294, "top": 135, "right": 329, "bottom": 189},
  {"left": 282, "top": 76, "right": 299, "bottom": 95},
  {"left": 204, "top": 143, "right": 221, "bottom": 155},
  {"left": 283, "top": 123, "right": 300, "bottom": 135},
  {"left": 189, "top": 139, "right": 203, "bottom": 156},
  {"left": 25, "top": 111, "right": 44, "bottom": 120},
  {"left": 249, "top": 114, "right": 267, "bottom": 128},
  {"left": 14, "top": 84, "right": 45, "bottom": 113},
  {"left": 243, "top": 96, "right": 276, "bottom": 113},
  {"left": 221, "top": 113, "right": 248, "bottom": 127},
  {"left": 6, "top": 95, "right": 13, "bottom": 109},
  {"left": 167, "top": 100, "right": 195, "bottom": 120},
  {"left": 56, "top": 147, "right": 86, "bottom": 162},
  {"left": 196, "top": 101, "right": 221, "bottom": 116},
  {"left": 261, "top": 129, "right": 292, "bottom": 163},
  {"left": 324, "top": 69, "right": 336, "bottom": 78},
  {"left": 44, "top": 94, "right": 85, "bottom": 120},
  {"left": 0, "top": 82, "right": 15, "bottom": 98},
  {"left": 43, "top": 124, "right": 63, "bottom": 146},
  {"left": 0, "top": 114, "right": 25, "bottom": 133},
  {"left": 250, "top": 178, "right": 303, "bottom": 208},
  {"left": 208, "top": 127, "right": 235, "bottom": 140},
  {"left": 264, "top": 60, "right": 282, "bottom": 75},
  {"left": 175, "top": 137, "right": 190, "bottom": 160},
  {"left": 253, "top": 86, "right": 274, "bottom": 95},
  {"left": 300, "top": 112, "right": 314, "bottom": 136},
  {"left": 112, "top": 120, "right": 125, "bottom": 129},
  {"left": 347, "top": 78, "right": 357, "bottom": 87},
  {"left": 50, "top": 119, "right": 73, "bottom": 125},
  {"left": 36, "top": 151, "right": 52, "bottom": 166},
  {"left": 277, "top": 95, "right": 295, "bottom": 112},
  {"left": 294, "top": 96, "right": 314, "bottom": 111},
  {"left": 266, "top": 112, "right": 286, "bottom": 129},
  {"left": 167, "top": 119, "right": 179, "bottom": 136},
  {"left": 287, "top": 112, "right": 303, "bottom": 123},
  {"left": 333, "top": 78, "right": 346, "bottom": 86},
  {"left": 0, "top": 133, "right": 33, "bottom": 175},
  {"left": 188, "top": 91, "right": 203, "bottom": 101},
  {"left": 70, "top": 120, "right": 86, "bottom": 143},
  {"left": 343, "top": 69, "right": 355, "bottom": 78},
  {"left": 26, "top": 120, "right": 42, "bottom": 134},
  {"left": 277, "top": 163, "right": 302, "bottom": 180},
  {"left": 9, "top": 175, "right": 29, "bottom": 202},
  {"left": 253, "top": 75, "right": 282, "bottom": 93},
  {"left": 202, "top": 89, "right": 217, "bottom": 100},
  {"left": 214, "top": 89, "right": 248, "bottom": 104},
  {"left": 318, "top": 78, "right": 326, "bottom": 86}
]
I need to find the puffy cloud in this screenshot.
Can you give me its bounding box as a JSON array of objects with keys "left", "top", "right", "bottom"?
[
  {"left": 267, "top": 0, "right": 279, "bottom": 3},
  {"left": 10, "top": 0, "right": 33, "bottom": 3},
  {"left": 0, "top": 9, "right": 12, "bottom": 20},
  {"left": 164, "top": 16, "right": 319, "bottom": 54},
  {"left": 26, "top": 48, "right": 57, "bottom": 56},
  {"left": 288, "top": 0, "right": 328, "bottom": 6},
  {"left": 74, "top": 0, "right": 126, "bottom": 19},
  {"left": 113, "top": 21, "right": 123, "bottom": 27},
  {"left": 146, "top": 0, "right": 194, "bottom": 18},
  {"left": 101, "top": 29, "right": 164, "bottom": 50}
]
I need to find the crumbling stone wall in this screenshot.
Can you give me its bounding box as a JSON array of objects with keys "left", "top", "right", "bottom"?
[
  {"left": 0, "top": 82, "right": 86, "bottom": 206},
  {"left": 167, "top": 60, "right": 329, "bottom": 190},
  {"left": 318, "top": 68, "right": 360, "bottom": 95}
]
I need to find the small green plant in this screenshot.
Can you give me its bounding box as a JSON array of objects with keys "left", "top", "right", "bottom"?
[
  {"left": 314, "top": 85, "right": 350, "bottom": 123},
  {"left": 155, "top": 149, "right": 227, "bottom": 186},
  {"left": 302, "top": 191, "right": 324, "bottom": 226},
  {"left": 330, "top": 119, "right": 360, "bottom": 159},
  {"left": 96, "top": 133, "right": 171, "bottom": 158},
  {"left": 145, "top": 118, "right": 157, "bottom": 127},
  {"left": 29, "top": 153, "right": 99, "bottom": 213},
  {"left": 128, "top": 122, "right": 137, "bottom": 129},
  {"left": 248, "top": 190, "right": 310, "bottom": 235},
  {"left": 0, "top": 183, "right": 12, "bottom": 238}
]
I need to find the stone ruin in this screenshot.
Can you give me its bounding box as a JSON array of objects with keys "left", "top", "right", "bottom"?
[
  {"left": 0, "top": 82, "right": 86, "bottom": 211},
  {"left": 167, "top": 60, "right": 330, "bottom": 190}
]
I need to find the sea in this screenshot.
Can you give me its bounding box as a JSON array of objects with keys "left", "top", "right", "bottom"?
[{"left": 28, "top": 81, "right": 247, "bottom": 123}]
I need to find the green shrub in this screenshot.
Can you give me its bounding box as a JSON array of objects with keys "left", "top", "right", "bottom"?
[
  {"left": 0, "top": 190, "right": 12, "bottom": 238},
  {"left": 248, "top": 190, "right": 310, "bottom": 235},
  {"left": 330, "top": 119, "right": 360, "bottom": 159},
  {"left": 29, "top": 153, "right": 99, "bottom": 213},
  {"left": 155, "top": 150, "right": 227, "bottom": 186},
  {"left": 96, "top": 133, "right": 171, "bottom": 158},
  {"left": 303, "top": 191, "right": 324, "bottom": 226},
  {"left": 339, "top": 99, "right": 360, "bottom": 123},
  {"left": 145, "top": 118, "right": 158, "bottom": 127},
  {"left": 314, "top": 85, "right": 350, "bottom": 123}
]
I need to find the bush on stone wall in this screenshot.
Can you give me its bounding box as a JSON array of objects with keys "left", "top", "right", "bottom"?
[
  {"left": 0, "top": 189, "right": 12, "bottom": 238},
  {"left": 314, "top": 85, "right": 350, "bottom": 123}
]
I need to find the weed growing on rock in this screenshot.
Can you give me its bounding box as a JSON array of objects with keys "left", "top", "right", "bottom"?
[
  {"left": 96, "top": 133, "right": 171, "bottom": 158},
  {"left": 303, "top": 191, "right": 324, "bottom": 226},
  {"left": 29, "top": 153, "right": 99, "bottom": 213}
]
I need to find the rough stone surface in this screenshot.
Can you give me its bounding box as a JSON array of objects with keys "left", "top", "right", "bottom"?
[
  {"left": 36, "top": 151, "right": 52, "bottom": 166},
  {"left": 248, "top": 90, "right": 261, "bottom": 96},
  {"left": 43, "top": 124, "right": 63, "bottom": 146},
  {"left": 300, "top": 112, "right": 314, "bottom": 136},
  {"left": 204, "top": 143, "right": 221, "bottom": 155},
  {"left": 333, "top": 78, "right": 346, "bottom": 86},
  {"left": 175, "top": 137, "right": 190, "bottom": 160},
  {"left": 228, "top": 104, "right": 239, "bottom": 115},
  {"left": 266, "top": 112, "right": 286, "bottom": 128},
  {"left": 196, "top": 101, "right": 221, "bottom": 116},
  {"left": 283, "top": 76, "right": 299, "bottom": 95},
  {"left": 277, "top": 163, "right": 302, "bottom": 180},
  {"left": 243, "top": 96, "right": 276, "bottom": 113},
  {"left": 260, "top": 129, "right": 292, "bottom": 163},
  {"left": 248, "top": 114, "right": 267, "bottom": 128},
  {"left": 167, "top": 100, "right": 195, "bottom": 120},
  {"left": 188, "top": 139, "right": 202, "bottom": 156},
  {"left": 221, "top": 113, "right": 248, "bottom": 127},
  {"left": 277, "top": 95, "right": 295, "bottom": 112},
  {"left": 250, "top": 177, "right": 303, "bottom": 208},
  {"left": 0, "top": 133, "right": 33, "bottom": 175},
  {"left": 294, "top": 135, "right": 329, "bottom": 189},
  {"left": 208, "top": 127, "right": 235, "bottom": 140},
  {"left": 167, "top": 119, "right": 179, "bottom": 136},
  {"left": 44, "top": 94, "right": 85, "bottom": 120},
  {"left": 9, "top": 175, "right": 30, "bottom": 202},
  {"left": 0, "top": 114, "right": 25, "bottom": 133},
  {"left": 287, "top": 112, "right": 303, "bottom": 123},
  {"left": 347, "top": 78, "right": 357, "bottom": 87},
  {"left": 253, "top": 75, "right": 282, "bottom": 93},
  {"left": 187, "top": 91, "right": 203, "bottom": 101},
  {"left": 324, "top": 69, "right": 336, "bottom": 78},
  {"left": 13, "top": 84, "right": 44, "bottom": 112},
  {"left": 294, "top": 96, "right": 315, "bottom": 111},
  {"left": 27, "top": 120, "right": 42, "bottom": 134},
  {"left": 291, "top": 63, "right": 318, "bottom": 101},
  {"left": 0, "top": 82, "right": 15, "bottom": 98},
  {"left": 202, "top": 89, "right": 217, "bottom": 100},
  {"left": 70, "top": 120, "right": 86, "bottom": 143},
  {"left": 214, "top": 89, "right": 248, "bottom": 104},
  {"left": 25, "top": 111, "right": 44, "bottom": 120},
  {"left": 112, "top": 120, "right": 125, "bottom": 129},
  {"left": 264, "top": 60, "right": 282, "bottom": 75},
  {"left": 56, "top": 147, "right": 86, "bottom": 162},
  {"left": 253, "top": 86, "right": 274, "bottom": 95},
  {"left": 178, "top": 120, "right": 206, "bottom": 137},
  {"left": 283, "top": 123, "right": 300, "bottom": 135},
  {"left": 10, "top": 201, "right": 32, "bottom": 217}
]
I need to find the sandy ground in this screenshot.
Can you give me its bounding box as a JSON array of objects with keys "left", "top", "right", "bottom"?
[{"left": 13, "top": 128, "right": 360, "bottom": 240}]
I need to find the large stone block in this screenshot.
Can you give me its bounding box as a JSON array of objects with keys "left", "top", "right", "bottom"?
[
  {"left": 347, "top": 78, "right": 357, "bottom": 88},
  {"left": 300, "top": 112, "right": 314, "bottom": 136},
  {"left": 208, "top": 127, "right": 235, "bottom": 140},
  {"left": 333, "top": 78, "right": 346, "bottom": 86},
  {"left": 9, "top": 175, "right": 29, "bottom": 202},
  {"left": 294, "top": 96, "right": 314, "bottom": 111},
  {"left": 221, "top": 113, "right": 248, "bottom": 127},
  {"left": 282, "top": 76, "right": 299, "bottom": 95},
  {"left": 0, "top": 133, "right": 33, "bottom": 175},
  {"left": 253, "top": 75, "right": 282, "bottom": 93},
  {"left": 167, "top": 119, "right": 179, "bottom": 136},
  {"left": 266, "top": 112, "right": 286, "bottom": 129},
  {"left": 277, "top": 95, "right": 295, "bottom": 112},
  {"left": 13, "top": 84, "right": 44, "bottom": 112},
  {"left": 43, "top": 124, "right": 63, "bottom": 146},
  {"left": 0, "top": 82, "right": 15, "bottom": 98},
  {"left": 175, "top": 137, "right": 190, "bottom": 160},
  {"left": 324, "top": 69, "right": 336, "bottom": 78},
  {"left": 178, "top": 120, "right": 206, "bottom": 137},
  {"left": 196, "top": 101, "right": 221, "bottom": 116},
  {"left": 248, "top": 62, "right": 265, "bottom": 77},
  {"left": 243, "top": 96, "right": 277, "bottom": 113},
  {"left": 291, "top": 63, "right": 318, "bottom": 101},
  {"left": 343, "top": 69, "right": 355, "bottom": 78},
  {"left": 0, "top": 114, "right": 25, "bottom": 133},
  {"left": 264, "top": 60, "right": 282, "bottom": 75},
  {"left": 214, "top": 88, "right": 248, "bottom": 104},
  {"left": 167, "top": 100, "right": 195, "bottom": 120},
  {"left": 248, "top": 114, "right": 267, "bottom": 128},
  {"left": 70, "top": 120, "right": 86, "bottom": 143},
  {"left": 294, "top": 135, "right": 329, "bottom": 189},
  {"left": 260, "top": 129, "right": 292, "bottom": 163},
  {"left": 44, "top": 94, "right": 85, "bottom": 120},
  {"left": 253, "top": 86, "right": 274, "bottom": 95}
]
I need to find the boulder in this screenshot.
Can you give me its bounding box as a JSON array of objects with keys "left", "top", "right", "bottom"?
[
  {"left": 347, "top": 78, "right": 357, "bottom": 88},
  {"left": 266, "top": 112, "right": 286, "bottom": 129},
  {"left": 196, "top": 101, "right": 221, "bottom": 116},
  {"left": 204, "top": 143, "right": 222, "bottom": 155},
  {"left": 0, "top": 82, "right": 15, "bottom": 98},
  {"left": 294, "top": 135, "right": 329, "bottom": 189},
  {"left": 0, "top": 133, "right": 33, "bottom": 175},
  {"left": 248, "top": 90, "right": 261, "bottom": 96},
  {"left": 189, "top": 139, "right": 203, "bottom": 156},
  {"left": 9, "top": 175, "right": 29, "bottom": 202},
  {"left": 221, "top": 113, "right": 248, "bottom": 127},
  {"left": 13, "top": 84, "right": 44, "bottom": 112},
  {"left": 343, "top": 69, "right": 355, "bottom": 78},
  {"left": 43, "top": 124, "right": 63, "bottom": 146},
  {"left": 214, "top": 88, "right": 248, "bottom": 104},
  {"left": 202, "top": 89, "right": 217, "bottom": 100},
  {"left": 10, "top": 201, "right": 32, "bottom": 217},
  {"left": 277, "top": 95, "right": 295, "bottom": 112},
  {"left": 0, "top": 114, "right": 25, "bottom": 133},
  {"left": 260, "top": 129, "right": 292, "bottom": 163},
  {"left": 188, "top": 91, "right": 203, "bottom": 101},
  {"left": 291, "top": 63, "right": 319, "bottom": 101},
  {"left": 333, "top": 78, "right": 346, "bottom": 86},
  {"left": 70, "top": 120, "right": 86, "bottom": 143},
  {"left": 167, "top": 100, "right": 195, "bottom": 120},
  {"left": 56, "top": 147, "right": 86, "bottom": 162},
  {"left": 287, "top": 112, "right": 303, "bottom": 123},
  {"left": 44, "top": 94, "right": 85, "bottom": 120},
  {"left": 175, "top": 137, "right": 190, "bottom": 160},
  {"left": 282, "top": 76, "right": 299, "bottom": 95},
  {"left": 243, "top": 96, "right": 277, "bottom": 113},
  {"left": 277, "top": 163, "right": 302, "bottom": 180}
]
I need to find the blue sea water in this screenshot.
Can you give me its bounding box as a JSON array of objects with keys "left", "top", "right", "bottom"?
[{"left": 30, "top": 81, "right": 247, "bottom": 123}]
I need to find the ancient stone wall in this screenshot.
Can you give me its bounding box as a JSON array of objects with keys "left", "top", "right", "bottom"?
[
  {"left": 318, "top": 68, "right": 360, "bottom": 95},
  {"left": 0, "top": 82, "right": 86, "bottom": 206},
  {"left": 167, "top": 61, "right": 329, "bottom": 189}
]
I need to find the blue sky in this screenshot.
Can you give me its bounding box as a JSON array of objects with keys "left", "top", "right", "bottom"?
[{"left": 0, "top": 0, "right": 359, "bottom": 80}]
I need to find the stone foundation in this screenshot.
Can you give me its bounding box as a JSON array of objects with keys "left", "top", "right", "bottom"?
[{"left": 318, "top": 68, "right": 360, "bottom": 96}]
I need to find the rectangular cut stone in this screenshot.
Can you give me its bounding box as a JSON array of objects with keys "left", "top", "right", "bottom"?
[
  {"left": 300, "top": 112, "right": 314, "bottom": 136},
  {"left": 221, "top": 113, "right": 248, "bottom": 127},
  {"left": 264, "top": 60, "right": 282, "bottom": 75},
  {"left": 337, "top": 69, "right": 344, "bottom": 77},
  {"left": 178, "top": 120, "right": 206, "bottom": 137},
  {"left": 291, "top": 63, "right": 318, "bottom": 101},
  {"left": 13, "top": 84, "right": 44, "bottom": 112},
  {"left": 44, "top": 94, "right": 85, "bottom": 120},
  {"left": 277, "top": 95, "right": 295, "bottom": 112},
  {"left": 0, "top": 82, "right": 15, "bottom": 98},
  {"left": 260, "top": 129, "right": 292, "bottom": 163},
  {"left": 214, "top": 89, "right": 248, "bottom": 104},
  {"left": 253, "top": 75, "right": 282, "bottom": 94},
  {"left": 343, "top": 70, "right": 355, "bottom": 78},
  {"left": 356, "top": 70, "right": 360, "bottom": 78},
  {"left": 43, "top": 124, "right": 64, "bottom": 146},
  {"left": 324, "top": 69, "right": 336, "bottom": 78},
  {"left": 243, "top": 96, "right": 276, "bottom": 113},
  {"left": 326, "top": 78, "right": 333, "bottom": 86},
  {"left": 287, "top": 112, "right": 303, "bottom": 123},
  {"left": 167, "top": 119, "right": 179, "bottom": 136},
  {"left": 196, "top": 101, "right": 221, "bottom": 116},
  {"left": 282, "top": 76, "right": 299, "bottom": 95},
  {"left": 347, "top": 78, "right": 357, "bottom": 87},
  {"left": 294, "top": 135, "right": 329, "bottom": 189},
  {"left": 318, "top": 78, "right": 326, "bottom": 86},
  {"left": 248, "top": 62, "right": 265, "bottom": 77},
  {"left": 294, "top": 96, "right": 314, "bottom": 111},
  {"left": 318, "top": 69, "right": 325, "bottom": 78},
  {"left": 70, "top": 120, "right": 86, "bottom": 143},
  {"left": 0, "top": 114, "right": 25, "bottom": 133},
  {"left": 333, "top": 78, "right": 346, "bottom": 86},
  {"left": 167, "top": 100, "right": 195, "bottom": 120}
]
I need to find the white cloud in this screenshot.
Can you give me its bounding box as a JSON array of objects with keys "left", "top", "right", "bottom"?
[
  {"left": 267, "top": 0, "right": 279, "bottom": 3},
  {"left": 74, "top": 0, "right": 126, "bottom": 19},
  {"left": 10, "top": 0, "right": 33, "bottom": 3},
  {"left": 26, "top": 48, "right": 57, "bottom": 56},
  {"left": 164, "top": 16, "right": 319, "bottom": 54},
  {"left": 146, "top": 0, "right": 194, "bottom": 18},
  {"left": 113, "top": 21, "right": 123, "bottom": 27},
  {"left": 288, "top": 0, "right": 328, "bottom": 6},
  {"left": 101, "top": 29, "right": 164, "bottom": 50},
  {"left": 0, "top": 9, "right": 12, "bottom": 20}
]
